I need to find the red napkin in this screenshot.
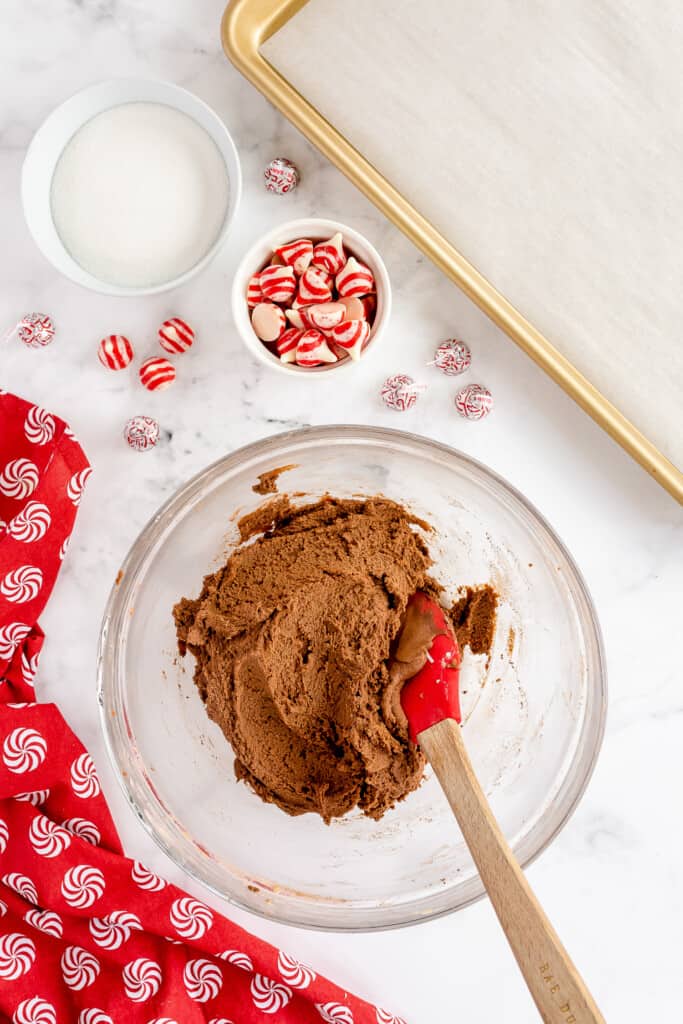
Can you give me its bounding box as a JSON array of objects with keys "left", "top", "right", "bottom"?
[{"left": 0, "top": 392, "right": 405, "bottom": 1024}]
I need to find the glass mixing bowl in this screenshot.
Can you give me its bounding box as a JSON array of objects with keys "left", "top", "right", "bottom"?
[{"left": 98, "top": 426, "right": 606, "bottom": 931}]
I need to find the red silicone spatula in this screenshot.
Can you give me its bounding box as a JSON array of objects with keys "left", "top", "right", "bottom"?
[{"left": 400, "top": 593, "right": 605, "bottom": 1024}]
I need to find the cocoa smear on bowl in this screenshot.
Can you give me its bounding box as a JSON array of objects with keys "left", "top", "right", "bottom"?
[
  {"left": 173, "top": 494, "right": 497, "bottom": 825},
  {"left": 251, "top": 464, "right": 298, "bottom": 495},
  {"left": 451, "top": 585, "right": 499, "bottom": 658}
]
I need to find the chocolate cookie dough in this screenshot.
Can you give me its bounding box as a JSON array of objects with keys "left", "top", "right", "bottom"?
[
  {"left": 174, "top": 495, "right": 496, "bottom": 823},
  {"left": 251, "top": 464, "right": 297, "bottom": 495}
]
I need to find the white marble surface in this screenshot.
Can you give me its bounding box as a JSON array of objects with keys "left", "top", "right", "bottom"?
[{"left": 2, "top": 2, "right": 682, "bottom": 1021}]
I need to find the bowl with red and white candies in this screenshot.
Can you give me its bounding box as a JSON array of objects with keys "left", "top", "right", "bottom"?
[{"left": 232, "top": 218, "right": 391, "bottom": 375}]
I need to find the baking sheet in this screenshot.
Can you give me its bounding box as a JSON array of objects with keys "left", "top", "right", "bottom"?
[{"left": 261, "top": 0, "right": 683, "bottom": 474}]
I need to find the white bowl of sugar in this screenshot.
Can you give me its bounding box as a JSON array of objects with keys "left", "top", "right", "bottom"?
[{"left": 22, "top": 79, "right": 241, "bottom": 296}]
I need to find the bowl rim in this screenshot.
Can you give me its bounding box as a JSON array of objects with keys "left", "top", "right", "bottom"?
[
  {"left": 21, "top": 76, "right": 242, "bottom": 297},
  {"left": 97, "top": 425, "right": 607, "bottom": 932},
  {"left": 230, "top": 216, "right": 392, "bottom": 377}
]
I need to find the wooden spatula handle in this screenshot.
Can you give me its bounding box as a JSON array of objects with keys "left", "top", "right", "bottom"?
[{"left": 419, "top": 719, "right": 605, "bottom": 1024}]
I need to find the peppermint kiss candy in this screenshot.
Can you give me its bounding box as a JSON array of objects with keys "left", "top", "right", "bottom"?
[
  {"left": 16, "top": 313, "right": 55, "bottom": 349},
  {"left": 124, "top": 416, "right": 160, "bottom": 452},
  {"left": 275, "top": 238, "right": 314, "bottom": 275},
  {"left": 305, "top": 302, "right": 345, "bottom": 331},
  {"left": 295, "top": 330, "right": 337, "bottom": 367},
  {"left": 312, "top": 232, "right": 346, "bottom": 275},
  {"left": 329, "top": 319, "right": 370, "bottom": 361},
  {"left": 381, "top": 374, "right": 421, "bottom": 411},
  {"left": 264, "top": 157, "right": 300, "bottom": 194},
  {"left": 285, "top": 308, "right": 306, "bottom": 330},
  {"left": 276, "top": 327, "right": 303, "bottom": 364},
  {"left": 260, "top": 264, "right": 297, "bottom": 304},
  {"left": 252, "top": 302, "right": 286, "bottom": 342},
  {"left": 434, "top": 338, "right": 471, "bottom": 376},
  {"left": 336, "top": 257, "right": 375, "bottom": 297},
  {"left": 455, "top": 383, "right": 493, "bottom": 420},
  {"left": 158, "top": 317, "right": 194, "bottom": 355},
  {"left": 138, "top": 357, "right": 176, "bottom": 392},
  {"left": 297, "top": 267, "right": 333, "bottom": 304},
  {"left": 247, "top": 274, "right": 263, "bottom": 308},
  {"left": 97, "top": 334, "right": 133, "bottom": 370},
  {"left": 338, "top": 296, "right": 365, "bottom": 321}
]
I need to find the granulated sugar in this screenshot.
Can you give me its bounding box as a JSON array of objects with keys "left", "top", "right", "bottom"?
[{"left": 50, "top": 102, "right": 230, "bottom": 288}]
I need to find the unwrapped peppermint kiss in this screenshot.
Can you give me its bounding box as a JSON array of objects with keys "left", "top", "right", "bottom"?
[
  {"left": 139, "top": 356, "right": 176, "bottom": 391},
  {"left": 276, "top": 238, "right": 313, "bottom": 275},
  {"left": 336, "top": 257, "right": 375, "bottom": 298},
  {"left": 455, "top": 383, "right": 493, "bottom": 420},
  {"left": 124, "top": 415, "right": 160, "bottom": 451},
  {"left": 276, "top": 327, "right": 303, "bottom": 364},
  {"left": 296, "top": 329, "right": 337, "bottom": 367},
  {"left": 312, "top": 232, "right": 346, "bottom": 275},
  {"left": 329, "top": 319, "right": 370, "bottom": 361},
  {"left": 247, "top": 274, "right": 263, "bottom": 308},
  {"left": 338, "top": 296, "right": 365, "bottom": 321},
  {"left": 98, "top": 334, "right": 134, "bottom": 370},
  {"left": 252, "top": 303, "right": 286, "bottom": 342},
  {"left": 381, "top": 374, "right": 422, "bottom": 411},
  {"left": 285, "top": 308, "right": 306, "bottom": 330},
  {"left": 260, "top": 264, "right": 297, "bottom": 304},
  {"left": 297, "top": 267, "right": 333, "bottom": 305},
  {"left": 158, "top": 317, "right": 194, "bottom": 354},
  {"left": 264, "top": 157, "right": 300, "bottom": 194},
  {"left": 433, "top": 338, "right": 471, "bottom": 376},
  {"left": 305, "top": 302, "right": 346, "bottom": 331}
]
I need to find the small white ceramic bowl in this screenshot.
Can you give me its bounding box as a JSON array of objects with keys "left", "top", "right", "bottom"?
[
  {"left": 21, "top": 78, "right": 242, "bottom": 297},
  {"left": 231, "top": 218, "right": 391, "bottom": 376}
]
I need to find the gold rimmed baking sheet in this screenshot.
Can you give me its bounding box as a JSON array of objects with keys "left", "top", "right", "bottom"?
[{"left": 222, "top": 0, "right": 683, "bottom": 503}]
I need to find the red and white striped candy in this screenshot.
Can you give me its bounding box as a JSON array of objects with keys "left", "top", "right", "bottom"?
[
  {"left": 251, "top": 302, "right": 285, "bottom": 342},
  {"left": 297, "top": 267, "right": 332, "bottom": 304},
  {"left": 336, "top": 257, "right": 375, "bottom": 298},
  {"left": 381, "top": 374, "right": 420, "bottom": 411},
  {"left": 124, "top": 416, "right": 160, "bottom": 451},
  {"left": 338, "top": 296, "right": 365, "bottom": 321},
  {"left": 97, "top": 335, "right": 133, "bottom": 371},
  {"left": 260, "top": 265, "right": 297, "bottom": 304},
  {"left": 247, "top": 274, "right": 263, "bottom": 308},
  {"left": 264, "top": 157, "right": 299, "bottom": 194},
  {"left": 276, "top": 327, "right": 303, "bottom": 364},
  {"left": 139, "top": 357, "right": 176, "bottom": 392},
  {"left": 285, "top": 308, "right": 307, "bottom": 329},
  {"left": 158, "top": 318, "right": 194, "bottom": 355},
  {"left": 275, "top": 238, "right": 314, "bottom": 275},
  {"left": 16, "top": 313, "right": 55, "bottom": 348},
  {"left": 455, "top": 383, "right": 493, "bottom": 420},
  {"left": 305, "top": 302, "right": 345, "bottom": 331},
  {"left": 329, "top": 319, "right": 370, "bottom": 362},
  {"left": 295, "top": 329, "right": 337, "bottom": 367},
  {"left": 434, "top": 339, "right": 471, "bottom": 376},
  {"left": 312, "top": 232, "right": 346, "bottom": 275}
]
